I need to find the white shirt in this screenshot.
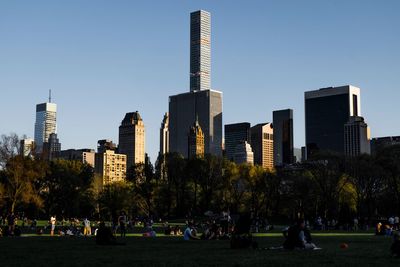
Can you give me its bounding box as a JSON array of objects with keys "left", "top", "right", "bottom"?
[{"left": 50, "top": 217, "right": 56, "bottom": 225}]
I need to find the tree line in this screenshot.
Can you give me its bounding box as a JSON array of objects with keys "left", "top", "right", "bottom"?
[{"left": 1, "top": 133, "right": 400, "bottom": 225}]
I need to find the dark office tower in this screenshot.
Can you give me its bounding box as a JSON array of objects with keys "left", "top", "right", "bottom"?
[
  {"left": 169, "top": 90, "right": 222, "bottom": 158},
  {"left": 250, "top": 123, "right": 274, "bottom": 170},
  {"left": 188, "top": 117, "right": 205, "bottom": 158},
  {"left": 43, "top": 133, "right": 61, "bottom": 160},
  {"left": 344, "top": 116, "right": 371, "bottom": 157},
  {"left": 118, "top": 111, "right": 145, "bottom": 168},
  {"left": 169, "top": 10, "right": 222, "bottom": 158},
  {"left": 224, "top": 123, "right": 251, "bottom": 161},
  {"left": 273, "top": 109, "right": 294, "bottom": 166},
  {"left": 305, "top": 85, "right": 361, "bottom": 159},
  {"left": 190, "top": 10, "right": 211, "bottom": 92}
]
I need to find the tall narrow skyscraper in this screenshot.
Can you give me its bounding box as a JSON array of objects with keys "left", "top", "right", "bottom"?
[
  {"left": 169, "top": 10, "right": 222, "bottom": 158},
  {"left": 273, "top": 109, "right": 294, "bottom": 166},
  {"left": 118, "top": 111, "right": 145, "bottom": 168},
  {"left": 190, "top": 10, "right": 211, "bottom": 92},
  {"left": 159, "top": 113, "right": 169, "bottom": 155},
  {"left": 34, "top": 95, "right": 57, "bottom": 153},
  {"left": 251, "top": 123, "right": 274, "bottom": 170},
  {"left": 305, "top": 85, "right": 361, "bottom": 159},
  {"left": 344, "top": 116, "right": 371, "bottom": 157}
]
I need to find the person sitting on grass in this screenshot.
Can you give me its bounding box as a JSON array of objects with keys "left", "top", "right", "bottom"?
[
  {"left": 391, "top": 231, "right": 400, "bottom": 258},
  {"left": 184, "top": 222, "right": 200, "bottom": 241},
  {"left": 230, "top": 213, "right": 257, "bottom": 249},
  {"left": 283, "top": 219, "right": 317, "bottom": 250},
  {"left": 96, "top": 222, "right": 119, "bottom": 245}
]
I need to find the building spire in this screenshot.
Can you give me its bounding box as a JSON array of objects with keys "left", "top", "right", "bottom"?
[{"left": 49, "top": 89, "right": 52, "bottom": 103}]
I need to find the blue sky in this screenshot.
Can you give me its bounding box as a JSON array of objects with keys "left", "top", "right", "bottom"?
[{"left": 1, "top": 0, "right": 399, "bottom": 161}]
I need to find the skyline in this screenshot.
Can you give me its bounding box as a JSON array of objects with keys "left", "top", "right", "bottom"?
[{"left": 1, "top": 1, "right": 400, "bottom": 161}]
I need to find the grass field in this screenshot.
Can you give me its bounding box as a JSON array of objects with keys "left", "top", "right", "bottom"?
[{"left": 0, "top": 234, "right": 398, "bottom": 266}]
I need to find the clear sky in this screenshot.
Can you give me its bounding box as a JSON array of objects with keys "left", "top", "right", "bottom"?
[{"left": 1, "top": 0, "right": 399, "bottom": 162}]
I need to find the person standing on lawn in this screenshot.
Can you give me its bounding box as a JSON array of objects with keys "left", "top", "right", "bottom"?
[
  {"left": 50, "top": 215, "right": 56, "bottom": 236},
  {"left": 83, "top": 218, "right": 91, "bottom": 236},
  {"left": 119, "top": 211, "right": 127, "bottom": 237}
]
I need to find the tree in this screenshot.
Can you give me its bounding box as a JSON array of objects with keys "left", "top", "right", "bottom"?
[
  {"left": 41, "top": 159, "right": 94, "bottom": 218},
  {"left": 0, "top": 133, "right": 21, "bottom": 169},
  {"left": 98, "top": 181, "right": 133, "bottom": 220},
  {"left": 0, "top": 156, "right": 46, "bottom": 213}
]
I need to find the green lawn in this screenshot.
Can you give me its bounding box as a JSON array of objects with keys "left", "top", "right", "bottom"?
[{"left": 0, "top": 234, "right": 398, "bottom": 266}]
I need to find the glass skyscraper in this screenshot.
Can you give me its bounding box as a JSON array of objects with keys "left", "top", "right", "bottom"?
[
  {"left": 34, "top": 102, "right": 57, "bottom": 153},
  {"left": 305, "top": 85, "right": 361, "bottom": 159},
  {"left": 273, "top": 109, "right": 294, "bottom": 166},
  {"left": 190, "top": 10, "right": 211, "bottom": 92}
]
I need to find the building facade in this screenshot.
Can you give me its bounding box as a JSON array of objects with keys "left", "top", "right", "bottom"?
[
  {"left": 251, "top": 123, "right": 274, "bottom": 170},
  {"left": 190, "top": 10, "right": 211, "bottom": 92},
  {"left": 34, "top": 102, "right": 57, "bottom": 153},
  {"left": 305, "top": 85, "right": 361, "bottom": 159},
  {"left": 19, "top": 138, "right": 35, "bottom": 157},
  {"left": 159, "top": 112, "right": 169, "bottom": 156},
  {"left": 224, "top": 122, "right": 251, "bottom": 161},
  {"left": 371, "top": 136, "right": 400, "bottom": 155},
  {"left": 273, "top": 109, "right": 294, "bottom": 166},
  {"left": 58, "top": 148, "right": 95, "bottom": 167},
  {"left": 43, "top": 133, "right": 61, "bottom": 160},
  {"left": 118, "top": 112, "right": 145, "bottom": 168},
  {"left": 344, "top": 116, "right": 371, "bottom": 157},
  {"left": 95, "top": 150, "right": 127, "bottom": 185},
  {"left": 97, "top": 139, "right": 117, "bottom": 153},
  {"left": 234, "top": 141, "right": 254, "bottom": 165},
  {"left": 188, "top": 118, "right": 205, "bottom": 158}
]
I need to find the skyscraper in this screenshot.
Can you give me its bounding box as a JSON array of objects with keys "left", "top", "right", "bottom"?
[
  {"left": 305, "top": 85, "right": 361, "bottom": 159},
  {"left": 251, "top": 123, "right": 274, "bottom": 170},
  {"left": 169, "top": 10, "right": 222, "bottom": 158},
  {"left": 273, "top": 109, "right": 294, "bottom": 166},
  {"left": 344, "top": 116, "right": 371, "bottom": 157},
  {"left": 159, "top": 112, "right": 169, "bottom": 156},
  {"left": 234, "top": 141, "right": 254, "bottom": 165},
  {"left": 34, "top": 99, "right": 57, "bottom": 153},
  {"left": 118, "top": 111, "right": 145, "bottom": 168},
  {"left": 224, "top": 123, "right": 251, "bottom": 161},
  {"left": 188, "top": 117, "right": 205, "bottom": 158},
  {"left": 190, "top": 10, "right": 211, "bottom": 92},
  {"left": 43, "top": 133, "right": 61, "bottom": 160}
]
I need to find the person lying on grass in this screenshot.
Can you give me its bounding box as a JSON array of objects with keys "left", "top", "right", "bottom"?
[
  {"left": 283, "top": 219, "right": 318, "bottom": 250},
  {"left": 184, "top": 222, "right": 200, "bottom": 241},
  {"left": 96, "top": 222, "right": 124, "bottom": 246}
]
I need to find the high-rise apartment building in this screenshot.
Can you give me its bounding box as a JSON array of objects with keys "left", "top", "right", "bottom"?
[
  {"left": 159, "top": 113, "right": 169, "bottom": 156},
  {"left": 188, "top": 118, "right": 205, "bottom": 158},
  {"left": 20, "top": 138, "right": 35, "bottom": 157},
  {"left": 95, "top": 150, "right": 127, "bottom": 186},
  {"left": 273, "top": 109, "right": 294, "bottom": 166},
  {"left": 234, "top": 141, "right": 254, "bottom": 165},
  {"left": 251, "top": 123, "right": 274, "bottom": 170},
  {"left": 344, "top": 116, "right": 371, "bottom": 157},
  {"left": 34, "top": 101, "right": 57, "bottom": 153},
  {"left": 224, "top": 123, "right": 251, "bottom": 161},
  {"left": 118, "top": 112, "right": 145, "bottom": 168},
  {"left": 190, "top": 10, "right": 211, "bottom": 92},
  {"left": 169, "top": 10, "right": 222, "bottom": 158},
  {"left": 305, "top": 85, "right": 361, "bottom": 159}
]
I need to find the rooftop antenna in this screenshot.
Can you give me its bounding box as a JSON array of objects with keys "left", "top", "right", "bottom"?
[{"left": 48, "top": 89, "right": 52, "bottom": 103}]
